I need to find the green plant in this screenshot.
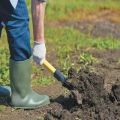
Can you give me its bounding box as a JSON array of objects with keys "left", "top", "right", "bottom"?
[
  {"left": 0, "top": 104, "right": 6, "bottom": 112},
  {"left": 45, "top": 0, "right": 120, "bottom": 20},
  {"left": 33, "top": 76, "right": 54, "bottom": 86},
  {"left": 79, "top": 53, "right": 98, "bottom": 65},
  {"left": 0, "top": 48, "right": 9, "bottom": 85},
  {"left": 92, "top": 38, "right": 119, "bottom": 49}
]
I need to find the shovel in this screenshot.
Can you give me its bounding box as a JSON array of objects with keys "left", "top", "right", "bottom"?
[{"left": 43, "top": 60, "right": 73, "bottom": 90}]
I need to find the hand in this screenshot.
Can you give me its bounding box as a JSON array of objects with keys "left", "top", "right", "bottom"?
[{"left": 33, "top": 42, "right": 46, "bottom": 65}]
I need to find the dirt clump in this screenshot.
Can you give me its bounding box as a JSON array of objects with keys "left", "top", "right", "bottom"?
[{"left": 45, "top": 68, "right": 120, "bottom": 120}]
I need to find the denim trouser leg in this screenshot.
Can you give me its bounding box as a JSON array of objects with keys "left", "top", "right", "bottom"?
[{"left": 0, "top": 0, "right": 31, "bottom": 61}]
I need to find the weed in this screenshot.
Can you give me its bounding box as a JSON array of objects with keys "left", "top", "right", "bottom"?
[
  {"left": 33, "top": 76, "right": 54, "bottom": 86},
  {"left": 79, "top": 53, "right": 98, "bottom": 65},
  {"left": 0, "top": 48, "right": 9, "bottom": 85},
  {"left": 0, "top": 105, "right": 6, "bottom": 112}
]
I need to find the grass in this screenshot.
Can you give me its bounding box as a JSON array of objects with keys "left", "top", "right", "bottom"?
[
  {"left": 45, "top": 26, "right": 120, "bottom": 74},
  {"left": 0, "top": 47, "right": 9, "bottom": 85},
  {"left": 33, "top": 76, "right": 54, "bottom": 86},
  {"left": 46, "top": 27, "right": 120, "bottom": 50},
  {"left": 79, "top": 53, "right": 98, "bottom": 65},
  {"left": 45, "top": 0, "right": 120, "bottom": 20},
  {"left": 0, "top": 105, "right": 6, "bottom": 112},
  {"left": 26, "top": 0, "right": 120, "bottom": 20}
]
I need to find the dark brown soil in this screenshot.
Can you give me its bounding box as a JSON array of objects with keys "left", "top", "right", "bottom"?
[
  {"left": 50, "top": 19, "right": 120, "bottom": 39},
  {"left": 0, "top": 82, "right": 65, "bottom": 120},
  {"left": 66, "top": 20, "right": 120, "bottom": 39},
  {"left": 90, "top": 49, "right": 120, "bottom": 91},
  {"left": 45, "top": 68, "right": 120, "bottom": 120},
  {"left": 70, "top": 49, "right": 120, "bottom": 92}
]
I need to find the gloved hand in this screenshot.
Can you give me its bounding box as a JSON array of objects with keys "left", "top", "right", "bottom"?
[{"left": 33, "top": 42, "right": 46, "bottom": 65}]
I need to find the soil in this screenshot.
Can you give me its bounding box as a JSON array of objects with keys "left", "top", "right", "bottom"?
[
  {"left": 64, "top": 20, "right": 120, "bottom": 39},
  {"left": 44, "top": 68, "right": 120, "bottom": 120},
  {"left": 90, "top": 49, "right": 120, "bottom": 91}
]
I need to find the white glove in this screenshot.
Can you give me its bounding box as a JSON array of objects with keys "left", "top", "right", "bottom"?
[{"left": 33, "top": 42, "right": 46, "bottom": 65}]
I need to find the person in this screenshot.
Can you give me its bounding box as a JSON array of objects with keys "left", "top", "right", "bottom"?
[{"left": 0, "top": 0, "right": 50, "bottom": 109}]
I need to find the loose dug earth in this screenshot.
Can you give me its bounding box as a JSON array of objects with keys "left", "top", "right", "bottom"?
[{"left": 45, "top": 68, "right": 120, "bottom": 120}]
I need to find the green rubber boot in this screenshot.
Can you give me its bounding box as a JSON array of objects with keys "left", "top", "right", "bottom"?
[{"left": 10, "top": 58, "right": 50, "bottom": 109}]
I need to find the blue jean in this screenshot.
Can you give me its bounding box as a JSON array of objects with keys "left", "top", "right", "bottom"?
[{"left": 0, "top": 0, "right": 31, "bottom": 61}]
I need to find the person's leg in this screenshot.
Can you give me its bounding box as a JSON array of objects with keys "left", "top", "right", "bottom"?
[
  {"left": 5, "top": 0, "right": 31, "bottom": 61},
  {"left": 4, "top": 0, "right": 50, "bottom": 109},
  {"left": 0, "top": 1, "right": 13, "bottom": 96}
]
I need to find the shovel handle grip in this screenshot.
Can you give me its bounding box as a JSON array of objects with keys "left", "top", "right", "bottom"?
[
  {"left": 43, "top": 60, "right": 67, "bottom": 82},
  {"left": 43, "top": 60, "right": 56, "bottom": 73}
]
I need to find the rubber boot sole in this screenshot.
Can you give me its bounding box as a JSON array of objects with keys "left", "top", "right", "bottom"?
[{"left": 12, "top": 99, "right": 50, "bottom": 109}]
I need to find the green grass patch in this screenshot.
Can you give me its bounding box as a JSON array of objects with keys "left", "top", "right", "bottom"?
[
  {"left": 79, "top": 53, "right": 98, "bottom": 65},
  {"left": 45, "top": 0, "right": 120, "bottom": 20},
  {"left": 46, "top": 26, "right": 120, "bottom": 72},
  {"left": 46, "top": 27, "right": 120, "bottom": 51},
  {"left": 26, "top": 0, "right": 120, "bottom": 21},
  {"left": 32, "top": 64, "right": 54, "bottom": 86},
  {"left": 0, "top": 48, "right": 9, "bottom": 85},
  {"left": 33, "top": 76, "right": 53, "bottom": 86},
  {"left": 0, "top": 105, "right": 6, "bottom": 112}
]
